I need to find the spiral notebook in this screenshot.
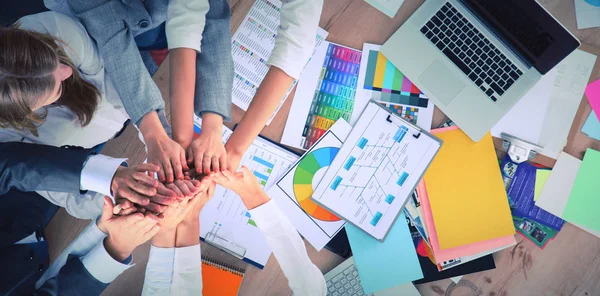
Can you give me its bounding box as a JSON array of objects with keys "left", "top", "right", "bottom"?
[{"left": 202, "top": 256, "right": 245, "bottom": 296}]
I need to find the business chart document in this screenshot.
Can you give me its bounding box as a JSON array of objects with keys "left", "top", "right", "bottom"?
[
  {"left": 194, "top": 115, "right": 299, "bottom": 267},
  {"left": 312, "top": 102, "right": 441, "bottom": 240},
  {"left": 231, "top": 0, "right": 327, "bottom": 124},
  {"left": 267, "top": 119, "right": 351, "bottom": 250}
]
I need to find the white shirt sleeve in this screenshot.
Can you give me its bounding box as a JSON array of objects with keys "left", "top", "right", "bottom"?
[
  {"left": 36, "top": 219, "right": 133, "bottom": 288},
  {"left": 80, "top": 154, "right": 127, "bottom": 202},
  {"left": 249, "top": 200, "right": 327, "bottom": 296},
  {"left": 79, "top": 240, "right": 135, "bottom": 284},
  {"left": 142, "top": 244, "right": 202, "bottom": 296},
  {"left": 142, "top": 246, "right": 176, "bottom": 295},
  {"left": 172, "top": 244, "right": 203, "bottom": 296},
  {"left": 267, "top": 0, "right": 324, "bottom": 79},
  {"left": 166, "top": 0, "right": 210, "bottom": 52}
]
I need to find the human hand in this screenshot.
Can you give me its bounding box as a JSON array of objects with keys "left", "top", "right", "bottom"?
[
  {"left": 111, "top": 163, "right": 163, "bottom": 207},
  {"left": 184, "top": 177, "right": 216, "bottom": 222},
  {"left": 97, "top": 196, "right": 161, "bottom": 261},
  {"left": 211, "top": 166, "right": 269, "bottom": 210},
  {"left": 112, "top": 181, "right": 179, "bottom": 215},
  {"left": 159, "top": 177, "right": 213, "bottom": 228},
  {"left": 187, "top": 113, "right": 226, "bottom": 174},
  {"left": 163, "top": 179, "right": 203, "bottom": 199},
  {"left": 146, "top": 132, "right": 188, "bottom": 183}
]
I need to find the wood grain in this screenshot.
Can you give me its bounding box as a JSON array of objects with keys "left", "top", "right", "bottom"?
[{"left": 42, "top": 0, "right": 600, "bottom": 295}]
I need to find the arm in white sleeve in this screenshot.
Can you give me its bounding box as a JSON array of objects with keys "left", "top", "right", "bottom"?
[
  {"left": 249, "top": 200, "right": 327, "bottom": 296},
  {"left": 142, "top": 246, "right": 176, "bottom": 296},
  {"left": 80, "top": 154, "right": 127, "bottom": 201},
  {"left": 142, "top": 244, "right": 202, "bottom": 296},
  {"left": 267, "top": 0, "right": 324, "bottom": 79},
  {"left": 171, "top": 244, "right": 203, "bottom": 296},
  {"left": 79, "top": 240, "right": 134, "bottom": 284},
  {"left": 166, "top": 0, "right": 210, "bottom": 52}
]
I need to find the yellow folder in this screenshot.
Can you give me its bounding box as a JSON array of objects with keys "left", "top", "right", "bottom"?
[{"left": 424, "top": 127, "right": 514, "bottom": 250}]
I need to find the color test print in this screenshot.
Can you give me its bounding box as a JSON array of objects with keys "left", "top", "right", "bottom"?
[
  {"left": 363, "top": 50, "right": 428, "bottom": 108},
  {"left": 384, "top": 103, "right": 419, "bottom": 125},
  {"left": 302, "top": 44, "right": 361, "bottom": 149}
]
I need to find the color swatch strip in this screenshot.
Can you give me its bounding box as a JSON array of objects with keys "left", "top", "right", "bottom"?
[
  {"left": 302, "top": 44, "right": 362, "bottom": 149},
  {"left": 363, "top": 50, "right": 428, "bottom": 107}
]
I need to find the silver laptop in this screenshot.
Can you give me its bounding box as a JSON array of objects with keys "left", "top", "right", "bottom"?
[
  {"left": 325, "top": 257, "right": 420, "bottom": 296},
  {"left": 381, "top": 0, "right": 580, "bottom": 141}
]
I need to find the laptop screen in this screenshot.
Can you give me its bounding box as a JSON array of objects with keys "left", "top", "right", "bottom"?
[{"left": 463, "top": 0, "right": 579, "bottom": 74}]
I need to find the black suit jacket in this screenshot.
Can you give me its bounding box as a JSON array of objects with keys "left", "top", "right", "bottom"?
[
  {"left": 0, "top": 141, "right": 92, "bottom": 195},
  {"left": 0, "top": 142, "right": 102, "bottom": 295}
]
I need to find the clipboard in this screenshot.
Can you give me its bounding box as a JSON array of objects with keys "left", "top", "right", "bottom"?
[{"left": 311, "top": 100, "right": 443, "bottom": 241}]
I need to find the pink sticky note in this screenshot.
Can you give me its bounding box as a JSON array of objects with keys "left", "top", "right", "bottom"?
[
  {"left": 585, "top": 79, "right": 600, "bottom": 122},
  {"left": 418, "top": 180, "right": 516, "bottom": 262}
]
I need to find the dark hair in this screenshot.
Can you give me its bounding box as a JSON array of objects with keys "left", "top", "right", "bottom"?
[{"left": 0, "top": 25, "right": 100, "bottom": 136}]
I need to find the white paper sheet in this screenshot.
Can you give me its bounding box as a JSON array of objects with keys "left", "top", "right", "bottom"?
[
  {"left": 364, "top": 0, "right": 405, "bottom": 18},
  {"left": 491, "top": 49, "right": 597, "bottom": 159},
  {"left": 312, "top": 102, "right": 441, "bottom": 240},
  {"left": 230, "top": 0, "right": 327, "bottom": 125},
  {"left": 534, "top": 152, "right": 600, "bottom": 238},
  {"left": 194, "top": 116, "right": 300, "bottom": 267},
  {"left": 266, "top": 120, "right": 351, "bottom": 250},
  {"left": 575, "top": 0, "right": 600, "bottom": 29}
]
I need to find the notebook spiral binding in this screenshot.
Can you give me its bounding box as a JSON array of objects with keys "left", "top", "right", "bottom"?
[{"left": 202, "top": 256, "right": 246, "bottom": 277}]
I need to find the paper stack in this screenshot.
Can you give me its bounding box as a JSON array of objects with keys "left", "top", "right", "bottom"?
[{"left": 415, "top": 127, "right": 516, "bottom": 267}]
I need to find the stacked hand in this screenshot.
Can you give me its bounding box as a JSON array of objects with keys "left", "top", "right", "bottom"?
[
  {"left": 157, "top": 177, "right": 216, "bottom": 230},
  {"left": 97, "top": 196, "right": 161, "bottom": 261},
  {"left": 111, "top": 163, "right": 180, "bottom": 215},
  {"left": 184, "top": 113, "right": 227, "bottom": 174},
  {"left": 211, "top": 166, "right": 269, "bottom": 210}
]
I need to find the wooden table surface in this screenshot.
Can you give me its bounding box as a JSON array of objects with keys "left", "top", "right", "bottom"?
[{"left": 44, "top": 0, "right": 600, "bottom": 295}]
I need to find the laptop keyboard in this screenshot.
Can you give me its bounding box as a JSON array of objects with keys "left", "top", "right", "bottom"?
[
  {"left": 326, "top": 264, "right": 373, "bottom": 296},
  {"left": 420, "top": 2, "right": 523, "bottom": 102}
]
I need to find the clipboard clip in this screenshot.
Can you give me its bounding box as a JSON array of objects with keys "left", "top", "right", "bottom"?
[
  {"left": 386, "top": 114, "right": 421, "bottom": 139},
  {"left": 205, "top": 231, "right": 247, "bottom": 259},
  {"left": 500, "top": 133, "right": 543, "bottom": 163}
]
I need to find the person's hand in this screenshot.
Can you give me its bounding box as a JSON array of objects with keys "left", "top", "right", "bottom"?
[
  {"left": 211, "top": 166, "right": 269, "bottom": 210},
  {"left": 184, "top": 177, "right": 216, "bottom": 222},
  {"left": 159, "top": 177, "right": 213, "bottom": 229},
  {"left": 112, "top": 182, "right": 179, "bottom": 215},
  {"left": 146, "top": 132, "right": 188, "bottom": 183},
  {"left": 164, "top": 179, "right": 203, "bottom": 199},
  {"left": 111, "top": 163, "right": 163, "bottom": 207},
  {"left": 188, "top": 114, "right": 226, "bottom": 174},
  {"left": 97, "top": 196, "right": 161, "bottom": 261}
]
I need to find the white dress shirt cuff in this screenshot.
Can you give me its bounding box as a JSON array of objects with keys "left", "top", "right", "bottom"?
[
  {"left": 80, "top": 154, "right": 127, "bottom": 202},
  {"left": 80, "top": 239, "right": 134, "bottom": 284},
  {"left": 174, "top": 244, "right": 202, "bottom": 272}
]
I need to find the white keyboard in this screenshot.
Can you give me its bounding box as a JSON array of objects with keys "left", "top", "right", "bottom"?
[{"left": 325, "top": 258, "right": 373, "bottom": 296}]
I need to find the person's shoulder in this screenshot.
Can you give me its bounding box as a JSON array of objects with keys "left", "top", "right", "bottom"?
[{"left": 17, "top": 11, "right": 85, "bottom": 35}]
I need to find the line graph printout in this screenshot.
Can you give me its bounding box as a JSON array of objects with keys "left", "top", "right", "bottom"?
[
  {"left": 195, "top": 115, "right": 299, "bottom": 267},
  {"left": 231, "top": 0, "right": 327, "bottom": 124},
  {"left": 312, "top": 102, "right": 441, "bottom": 240}
]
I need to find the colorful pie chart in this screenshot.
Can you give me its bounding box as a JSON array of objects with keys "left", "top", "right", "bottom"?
[{"left": 293, "top": 147, "right": 341, "bottom": 221}]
